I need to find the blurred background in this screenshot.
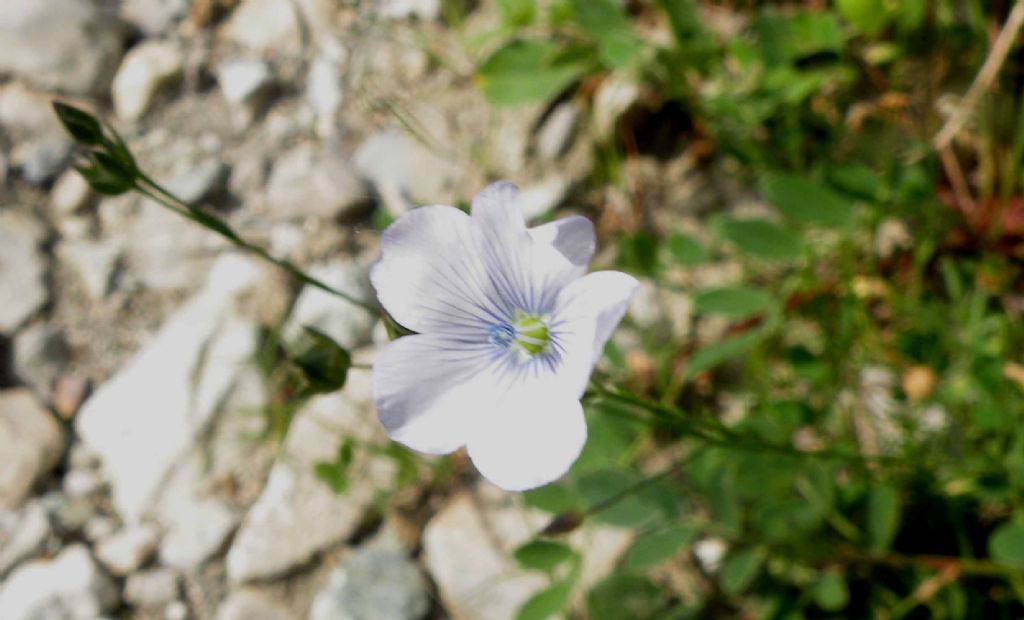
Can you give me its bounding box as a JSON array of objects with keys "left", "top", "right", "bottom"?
[{"left": 3, "top": 0, "right": 1024, "bottom": 618}]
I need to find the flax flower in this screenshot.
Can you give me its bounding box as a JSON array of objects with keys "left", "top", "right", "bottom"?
[{"left": 370, "top": 181, "right": 638, "bottom": 490}]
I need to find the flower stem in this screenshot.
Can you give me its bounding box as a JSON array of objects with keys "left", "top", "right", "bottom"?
[{"left": 133, "top": 174, "right": 380, "bottom": 314}]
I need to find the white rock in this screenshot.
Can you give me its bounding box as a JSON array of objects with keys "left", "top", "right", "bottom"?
[
  {"left": 514, "top": 176, "right": 570, "bottom": 221},
  {"left": 375, "top": 0, "right": 440, "bottom": 20},
  {"left": 125, "top": 199, "right": 224, "bottom": 291},
  {"left": 283, "top": 260, "right": 376, "bottom": 350},
  {"left": 11, "top": 134, "right": 71, "bottom": 185},
  {"left": 76, "top": 255, "right": 260, "bottom": 521},
  {"left": 0, "top": 389, "right": 64, "bottom": 509},
  {"left": 0, "top": 82, "right": 61, "bottom": 135},
  {"left": 220, "top": 0, "right": 332, "bottom": 54},
  {"left": 62, "top": 469, "right": 104, "bottom": 497},
  {"left": 693, "top": 537, "right": 727, "bottom": 574},
  {"left": 217, "top": 590, "right": 291, "bottom": 620},
  {"left": 423, "top": 493, "right": 547, "bottom": 620},
  {"left": 266, "top": 143, "right": 370, "bottom": 220},
  {"left": 124, "top": 568, "right": 179, "bottom": 608},
  {"left": 0, "top": 544, "right": 118, "bottom": 620},
  {"left": 0, "top": 502, "right": 51, "bottom": 577},
  {"left": 593, "top": 75, "right": 641, "bottom": 140},
  {"left": 0, "top": 0, "right": 124, "bottom": 95},
  {"left": 309, "top": 530, "right": 429, "bottom": 620},
  {"left": 112, "top": 39, "right": 184, "bottom": 121},
  {"left": 59, "top": 239, "right": 123, "bottom": 299},
  {"left": 226, "top": 375, "right": 392, "bottom": 583},
  {"left": 159, "top": 498, "right": 238, "bottom": 570},
  {"left": 536, "top": 102, "right": 579, "bottom": 160},
  {"left": 165, "top": 600, "right": 189, "bottom": 620},
  {"left": 307, "top": 57, "right": 344, "bottom": 135},
  {"left": 94, "top": 523, "right": 160, "bottom": 575},
  {"left": 165, "top": 160, "right": 229, "bottom": 205},
  {"left": 50, "top": 170, "right": 96, "bottom": 215},
  {"left": 353, "top": 129, "right": 464, "bottom": 216},
  {"left": 120, "top": 0, "right": 189, "bottom": 35},
  {"left": 216, "top": 59, "right": 273, "bottom": 107}
]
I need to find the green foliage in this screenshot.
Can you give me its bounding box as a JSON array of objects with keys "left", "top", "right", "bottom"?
[
  {"left": 714, "top": 218, "right": 802, "bottom": 261},
  {"left": 623, "top": 525, "right": 697, "bottom": 571},
  {"left": 759, "top": 173, "right": 856, "bottom": 229},
  {"left": 314, "top": 439, "right": 355, "bottom": 494},
  {"left": 693, "top": 287, "right": 773, "bottom": 320},
  {"left": 514, "top": 540, "right": 576, "bottom": 572},
  {"left": 292, "top": 327, "right": 352, "bottom": 396},
  {"left": 477, "top": 39, "right": 585, "bottom": 107}
]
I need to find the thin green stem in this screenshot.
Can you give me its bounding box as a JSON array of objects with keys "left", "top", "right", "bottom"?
[{"left": 134, "top": 175, "right": 380, "bottom": 314}]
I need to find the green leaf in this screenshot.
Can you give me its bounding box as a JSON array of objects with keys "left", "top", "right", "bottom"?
[
  {"left": 587, "top": 575, "right": 668, "bottom": 620},
  {"left": 989, "top": 522, "right": 1024, "bottom": 568},
  {"left": 866, "top": 485, "right": 900, "bottom": 552},
  {"left": 836, "top": 0, "right": 890, "bottom": 37},
  {"left": 313, "top": 461, "right": 349, "bottom": 493},
  {"left": 756, "top": 9, "right": 843, "bottom": 65},
  {"left": 665, "top": 233, "right": 708, "bottom": 265},
  {"left": 577, "top": 469, "right": 663, "bottom": 528},
  {"left": 716, "top": 218, "right": 802, "bottom": 261},
  {"left": 52, "top": 101, "right": 105, "bottom": 145},
  {"left": 813, "top": 569, "right": 849, "bottom": 612},
  {"left": 685, "top": 330, "right": 764, "bottom": 379},
  {"left": 477, "top": 39, "right": 584, "bottom": 107},
  {"left": 624, "top": 525, "right": 698, "bottom": 571},
  {"left": 294, "top": 327, "right": 352, "bottom": 394},
  {"left": 517, "top": 578, "right": 575, "bottom": 620},
  {"left": 617, "top": 232, "right": 660, "bottom": 275},
  {"left": 496, "top": 0, "right": 536, "bottom": 26},
  {"left": 694, "top": 287, "right": 773, "bottom": 319},
  {"left": 524, "top": 482, "right": 581, "bottom": 514},
  {"left": 720, "top": 547, "right": 765, "bottom": 595},
  {"left": 514, "top": 540, "right": 575, "bottom": 572},
  {"left": 571, "top": 0, "right": 644, "bottom": 69},
  {"left": 760, "top": 173, "right": 855, "bottom": 228},
  {"left": 74, "top": 162, "right": 133, "bottom": 196},
  {"left": 657, "top": 0, "right": 702, "bottom": 42},
  {"left": 827, "top": 163, "right": 881, "bottom": 201}
]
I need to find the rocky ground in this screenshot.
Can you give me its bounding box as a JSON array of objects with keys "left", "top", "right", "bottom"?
[{"left": 0, "top": 1, "right": 739, "bottom": 619}]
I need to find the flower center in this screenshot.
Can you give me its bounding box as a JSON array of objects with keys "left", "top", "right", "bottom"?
[{"left": 487, "top": 311, "right": 551, "bottom": 358}]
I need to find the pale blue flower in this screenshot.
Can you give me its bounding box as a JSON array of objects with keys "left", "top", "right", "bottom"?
[{"left": 370, "top": 181, "right": 638, "bottom": 490}]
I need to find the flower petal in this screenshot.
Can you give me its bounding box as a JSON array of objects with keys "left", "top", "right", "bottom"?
[
  {"left": 370, "top": 205, "right": 505, "bottom": 336},
  {"left": 467, "top": 390, "right": 586, "bottom": 491},
  {"left": 472, "top": 182, "right": 584, "bottom": 315},
  {"left": 556, "top": 271, "right": 639, "bottom": 364},
  {"left": 373, "top": 334, "right": 499, "bottom": 454},
  {"left": 529, "top": 215, "right": 596, "bottom": 275}
]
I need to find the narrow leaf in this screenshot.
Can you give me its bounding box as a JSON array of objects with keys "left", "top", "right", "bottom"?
[{"left": 52, "top": 101, "right": 105, "bottom": 145}]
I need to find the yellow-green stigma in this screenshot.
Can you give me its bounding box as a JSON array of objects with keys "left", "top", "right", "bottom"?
[{"left": 512, "top": 311, "right": 550, "bottom": 356}]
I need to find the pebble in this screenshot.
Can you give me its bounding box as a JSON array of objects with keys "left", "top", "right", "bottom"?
[
  {"left": 112, "top": 39, "right": 185, "bottom": 121},
  {"left": 94, "top": 522, "right": 161, "bottom": 575},
  {"left": 120, "top": 0, "right": 189, "bottom": 35},
  {"left": 376, "top": 0, "right": 441, "bottom": 20},
  {"left": 13, "top": 323, "right": 69, "bottom": 396},
  {"left": 0, "top": 389, "right": 65, "bottom": 509},
  {"left": 59, "top": 239, "right": 123, "bottom": 300},
  {"left": 159, "top": 498, "right": 239, "bottom": 570},
  {"left": 50, "top": 170, "right": 96, "bottom": 216},
  {"left": 536, "top": 101, "right": 579, "bottom": 159},
  {"left": 283, "top": 260, "right": 377, "bottom": 350},
  {"left": 11, "top": 134, "right": 71, "bottom": 185},
  {"left": 216, "top": 59, "right": 274, "bottom": 107},
  {"left": 124, "top": 568, "right": 180, "bottom": 608},
  {"left": 217, "top": 590, "right": 291, "bottom": 620},
  {"left": 0, "top": 544, "right": 118, "bottom": 620},
  {"left": 266, "top": 143, "right": 370, "bottom": 220}
]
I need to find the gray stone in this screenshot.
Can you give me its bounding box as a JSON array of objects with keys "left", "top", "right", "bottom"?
[
  {"left": 13, "top": 323, "right": 69, "bottom": 395},
  {"left": 165, "top": 600, "right": 189, "bottom": 620},
  {"left": 120, "top": 0, "right": 189, "bottom": 35},
  {"left": 159, "top": 498, "right": 239, "bottom": 570},
  {"left": 51, "top": 170, "right": 96, "bottom": 216},
  {"left": 536, "top": 102, "right": 579, "bottom": 160},
  {"left": 0, "top": 389, "right": 64, "bottom": 509},
  {"left": 226, "top": 370, "right": 392, "bottom": 582},
  {"left": 124, "top": 201, "right": 223, "bottom": 292},
  {"left": 353, "top": 129, "right": 463, "bottom": 216},
  {"left": 217, "top": 590, "right": 291, "bottom": 620},
  {"left": 0, "top": 544, "right": 118, "bottom": 620},
  {"left": 76, "top": 255, "right": 260, "bottom": 521},
  {"left": 124, "top": 568, "right": 179, "bottom": 608},
  {"left": 0, "top": 502, "right": 51, "bottom": 577},
  {"left": 12, "top": 134, "right": 71, "bottom": 185},
  {"left": 309, "top": 531, "right": 429, "bottom": 620},
  {"left": 61, "top": 469, "right": 105, "bottom": 497},
  {"left": 592, "top": 75, "right": 641, "bottom": 140},
  {"left": 59, "top": 239, "right": 123, "bottom": 300},
  {"left": 94, "top": 523, "right": 160, "bottom": 575},
  {"left": 112, "top": 39, "right": 184, "bottom": 121},
  {"left": 40, "top": 492, "right": 96, "bottom": 538},
  {"left": 266, "top": 143, "right": 370, "bottom": 220},
  {"left": 0, "top": 0, "right": 124, "bottom": 95},
  {"left": 307, "top": 38, "right": 346, "bottom": 136},
  {"left": 0, "top": 82, "right": 62, "bottom": 136},
  {"left": 283, "top": 260, "right": 376, "bottom": 350}
]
